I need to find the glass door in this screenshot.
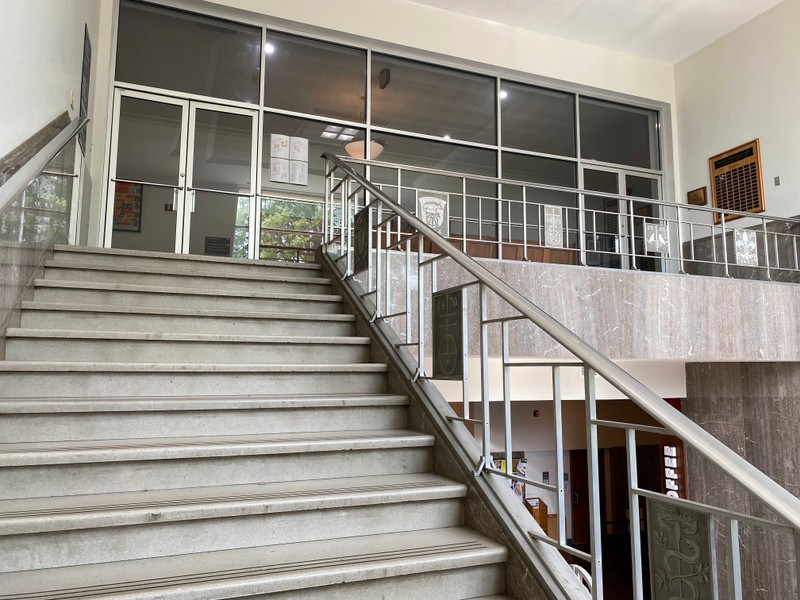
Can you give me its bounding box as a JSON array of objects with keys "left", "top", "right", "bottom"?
[
  {"left": 184, "top": 104, "right": 258, "bottom": 259},
  {"left": 106, "top": 90, "right": 189, "bottom": 253},
  {"left": 106, "top": 91, "right": 258, "bottom": 258},
  {"left": 582, "top": 167, "right": 662, "bottom": 270},
  {"left": 583, "top": 167, "right": 624, "bottom": 268}
]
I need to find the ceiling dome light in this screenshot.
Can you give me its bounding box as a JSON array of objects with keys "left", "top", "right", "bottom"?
[{"left": 343, "top": 138, "right": 386, "bottom": 160}]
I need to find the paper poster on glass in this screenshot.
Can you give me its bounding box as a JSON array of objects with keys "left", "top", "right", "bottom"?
[{"left": 113, "top": 181, "right": 142, "bottom": 232}]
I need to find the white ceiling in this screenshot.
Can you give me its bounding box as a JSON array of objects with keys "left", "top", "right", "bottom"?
[{"left": 403, "top": 0, "right": 785, "bottom": 63}]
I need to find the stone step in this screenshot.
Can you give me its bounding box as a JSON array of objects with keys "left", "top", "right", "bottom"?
[
  {"left": 19, "top": 302, "right": 356, "bottom": 336},
  {"left": 0, "top": 362, "right": 388, "bottom": 398},
  {"left": 31, "top": 280, "right": 343, "bottom": 314},
  {"left": 53, "top": 244, "right": 322, "bottom": 278},
  {"left": 0, "top": 527, "right": 506, "bottom": 599},
  {"left": 0, "top": 474, "right": 465, "bottom": 572},
  {"left": 44, "top": 261, "right": 333, "bottom": 295},
  {"left": 5, "top": 329, "right": 372, "bottom": 364},
  {"left": 0, "top": 429, "right": 434, "bottom": 499},
  {"left": 0, "top": 394, "right": 408, "bottom": 442}
]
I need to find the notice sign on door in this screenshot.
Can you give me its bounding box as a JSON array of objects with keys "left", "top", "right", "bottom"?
[{"left": 432, "top": 287, "right": 465, "bottom": 380}]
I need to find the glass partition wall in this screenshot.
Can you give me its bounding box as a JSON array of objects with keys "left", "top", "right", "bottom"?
[{"left": 108, "top": 0, "right": 665, "bottom": 262}]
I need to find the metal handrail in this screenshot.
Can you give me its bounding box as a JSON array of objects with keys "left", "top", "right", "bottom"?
[
  {"left": 322, "top": 151, "right": 800, "bottom": 532},
  {"left": 0, "top": 117, "right": 89, "bottom": 215}
]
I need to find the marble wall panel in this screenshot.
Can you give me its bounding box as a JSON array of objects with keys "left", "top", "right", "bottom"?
[
  {"left": 358, "top": 251, "right": 800, "bottom": 362},
  {"left": 684, "top": 362, "right": 800, "bottom": 600}
]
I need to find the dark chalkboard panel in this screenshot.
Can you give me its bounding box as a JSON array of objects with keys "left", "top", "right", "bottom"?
[{"left": 432, "top": 287, "right": 465, "bottom": 380}]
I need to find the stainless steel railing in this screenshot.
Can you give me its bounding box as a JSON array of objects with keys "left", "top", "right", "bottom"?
[
  {"left": 339, "top": 156, "right": 800, "bottom": 283},
  {"left": 322, "top": 151, "right": 800, "bottom": 599}
]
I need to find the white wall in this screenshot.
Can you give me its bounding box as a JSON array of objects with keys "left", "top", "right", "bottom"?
[
  {"left": 675, "top": 0, "right": 800, "bottom": 219},
  {"left": 0, "top": 0, "right": 102, "bottom": 159}
]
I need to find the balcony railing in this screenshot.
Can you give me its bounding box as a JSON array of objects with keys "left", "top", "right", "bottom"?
[
  {"left": 327, "top": 156, "right": 800, "bottom": 284},
  {"left": 322, "top": 152, "right": 800, "bottom": 599}
]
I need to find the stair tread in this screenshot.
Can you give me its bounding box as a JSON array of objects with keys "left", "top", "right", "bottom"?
[
  {"left": 53, "top": 244, "right": 322, "bottom": 271},
  {"left": 45, "top": 260, "right": 332, "bottom": 285},
  {"left": 20, "top": 301, "right": 356, "bottom": 321},
  {"left": 0, "top": 362, "right": 387, "bottom": 372},
  {"left": 0, "top": 393, "right": 408, "bottom": 413},
  {"left": 0, "top": 473, "right": 464, "bottom": 535},
  {"left": 0, "top": 527, "right": 505, "bottom": 599},
  {"left": 33, "top": 279, "right": 342, "bottom": 302},
  {"left": 0, "top": 429, "right": 434, "bottom": 466},
  {"left": 6, "top": 329, "right": 370, "bottom": 345}
]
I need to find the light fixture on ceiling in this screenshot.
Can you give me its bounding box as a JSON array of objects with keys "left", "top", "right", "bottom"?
[
  {"left": 343, "top": 137, "right": 386, "bottom": 160},
  {"left": 499, "top": 90, "right": 508, "bottom": 100},
  {"left": 264, "top": 42, "right": 275, "bottom": 55}
]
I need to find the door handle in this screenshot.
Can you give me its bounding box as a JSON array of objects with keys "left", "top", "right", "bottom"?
[
  {"left": 573, "top": 492, "right": 579, "bottom": 505},
  {"left": 188, "top": 190, "right": 196, "bottom": 213}
]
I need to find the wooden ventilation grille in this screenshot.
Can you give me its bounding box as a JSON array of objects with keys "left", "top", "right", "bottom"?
[{"left": 709, "top": 139, "right": 765, "bottom": 224}]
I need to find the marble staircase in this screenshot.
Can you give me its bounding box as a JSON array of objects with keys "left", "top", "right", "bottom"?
[{"left": 0, "top": 246, "right": 513, "bottom": 599}]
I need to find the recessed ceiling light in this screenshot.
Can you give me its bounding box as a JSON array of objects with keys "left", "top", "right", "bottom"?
[
  {"left": 342, "top": 128, "right": 359, "bottom": 135},
  {"left": 338, "top": 134, "right": 354, "bottom": 141},
  {"left": 443, "top": 135, "right": 451, "bottom": 141},
  {"left": 499, "top": 90, "right": 508, "bottom": 100},
  {"left": 265, "top": 43, "right": 275, "bottom": 55},
  {"left": 321, "top": 131, "right": 337, "bottom": 139},
  {"left": 324, "top": 125, "right": 342, "bottom": 134}
]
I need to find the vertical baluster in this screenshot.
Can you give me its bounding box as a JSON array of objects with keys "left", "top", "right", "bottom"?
[
  {"left": 522, "top": 187, "right": 529, "bottom": 261},
  {"left": 417, "top": 233, "right": 425, "bottom": 376},
  {"left": 676, "top": 205, "right": 686, "bottom": 274},
  {"left": 502, "top": 321, "right": 512, "bottom": 475},
  {"left": 626, "top": 428, "right": 644, "bottom": 600},
  {"left": 405, "top": 236, "right": 412, "bottom": 343},
  {"left": 462, "top": 178, "right": 468, "bottom": 253},
  {"left": 728, "top": 519, "right": 743, "bottom": 600},
  {"left": 584, "top": 366, "right": 604, "bottom": 599},
  {"left": 462, "top": 287, "right": 470, "bottom": 420},
  {"left": 763, "top": 219, "right": 772, "bottom": 281},
  {"left": 375, "top": 202, "right": 382, "bottom": 318},
  {"left": 480, "top": 284, "right": 491, "bottom": 467},
  {"left": 553, "top": 365, "right": 567, "bottom": 546},
  {"left": 628, "top": 198, "right": 637, "bottom": 270},
  {"left": 720, "top": 215, "right": 730, "bottom": 278},
  {"left": 579, "top": 193, "right": 587, "bottom": 266}
]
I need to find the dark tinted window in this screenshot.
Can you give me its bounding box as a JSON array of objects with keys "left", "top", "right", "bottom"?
[{"left": 116, "top": 1, "right": 261, "bottom": 104}]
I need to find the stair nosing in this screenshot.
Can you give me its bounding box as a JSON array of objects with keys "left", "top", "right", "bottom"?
[
  {"left": 0, "top": 362, "right": 387, "bottom": 373},
  {"left": 53, "top": 245, "right": 322, "bottom": 271},
  {"left": 0, "top": 474, "right": 465, "bottom": 535},
  {"left": 0, "top": 528, "right": 505, "bottom": 600},
  {"left": 0, "top": 393, "right": 409, "bottom": 413},
  {"left": 20, "top": 301, "right": 356, "bottom": 321},
  {"left": 33, "top": 279, "right": 343, "bottom": 303},
  {"left": 0, "top": 429, "right": 435, "bottom": 467},
  {"left": 6, "top": 329, "right": 371, "bottom": 345},
  {"left": 45, "top": 261, "right": 333, "bottom": 286}
]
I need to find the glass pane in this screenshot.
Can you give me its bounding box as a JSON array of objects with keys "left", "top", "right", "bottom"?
[
  {"left": 371, "top": 54, "right": 496, "bottom": 144},
  {"left": 261, "top": 113, "right": 364, "bottom": 197},
  {"left": 116, "top": 0, "right": 261, "bottom": 104},
  {"left": 111, "top": 182, "right": 177, "bottom": 253},
  {"left": 20, "top": 174, "right": 72, "bottom": 244},
  {"left": 584, "top": 169, "right": 619, "bottom": 193},
  {"left": 260, "top": 196, "right": 322, "bottom": 262},
  {"left": 264, "top": 32, "right": 366, "bottom": 123},
  {"left": 502, "top": 152, "right": 576, "bottom": 187},
  {"left": 626, "top": 175, "right": 659, "bottom": 199},
  {"left": 189, "top": 191, "right": 249, "bottom": 258},
  {"left": 501, "top": 82, "right": 575, "bottom": 157},
  {"left": 116, "top": 97, "right": 183, "bottom": 186},
  {"left": 192, "top": 109, "right": 253, "bottom": 192},
  {"left": 580, "top": 97, "right": 660, "bottom": 169}
]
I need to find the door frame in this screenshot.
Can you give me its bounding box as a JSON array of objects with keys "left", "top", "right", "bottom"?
[
  {"left": 104, "top": 88, "right": 260, "bottom": 258},
  {"left": 581, "top": 165, "right": 663, "bottom": 270}
]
